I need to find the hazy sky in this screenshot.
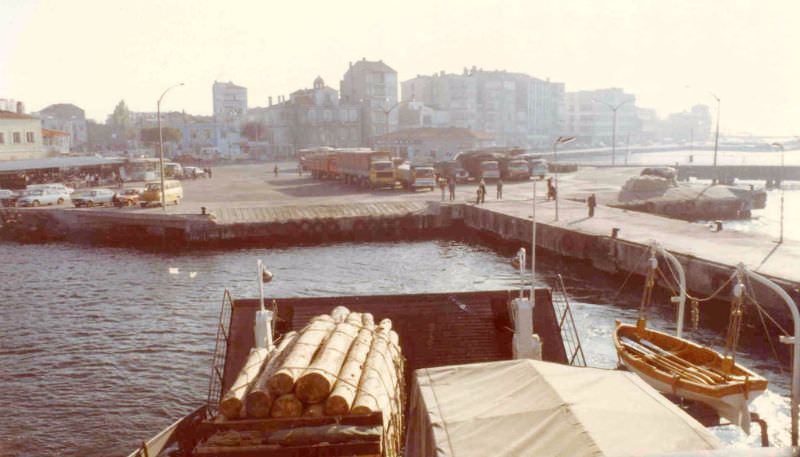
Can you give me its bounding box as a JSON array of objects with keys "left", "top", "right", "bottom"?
[{"left": 1, "top": 0, "right": 798, "bottom": 135}]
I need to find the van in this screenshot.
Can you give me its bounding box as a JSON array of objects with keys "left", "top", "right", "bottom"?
[
  {"left": 140, "top": 180, "right": 184, "bottom": 207},
  {"left": 26, "top": 183, "right": 74, "bottom": 195}
]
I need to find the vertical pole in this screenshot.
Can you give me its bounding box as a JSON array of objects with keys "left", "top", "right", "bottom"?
[
  {"left": 554, "top": 141, "right": 559, "bottom": 221},
  {"left": 712, "top": 97, "right": 720, "bottom": 185},
  {"left": 257, "top": 260, "right": 265, "bottom": 311},
  {"left": 158, "top": 100, "right": 166, "bottom": 210},
  {"left": 531, "top": 180, "right": 537, "bottom": 309},
  {"left": 625, "top": 133, "right": 630, "bottom": 166},
  {"left": 611, "top": 107, "right": 617, "bottom": 166},
  {"left": 780, "top": 145, "right": 785, "bottom": 244}
]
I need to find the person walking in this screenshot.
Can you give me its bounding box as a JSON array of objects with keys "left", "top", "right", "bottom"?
[
  {"left": 587, "top": 193, "right": 597, "bottom": 217},
  {"left": 273, "top": 164, "right": 279, "bottom": 177},
  {"left": 496, "top": 178, "right": 503, "bottom": 200},
  {"left": 478, "top": 178, "right": 486, "bottom": 204},
  {"left": 207, "top": 167, "right": 212, "bottom": 179},
  {"left": 547, "top": 177, "right": 556, "bottom": 201},
  {"left": 448, "top": 176, "right": 456, "bottom": 201}
]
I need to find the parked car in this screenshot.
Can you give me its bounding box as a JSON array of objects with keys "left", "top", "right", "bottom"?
[
  {"left": 0, "top": 189, "right": 20, "bottom": 207},
  {"left": 113, "top": 187, "right": 144, "bottom": 207},
  {"left": 183, "top": 166, "right": 207, "bottom": 179},
  {"left": 26, "top": 183, "right": 75, "bottom": 195},
  {"left": 16, "top": 189, "right": 70, "bottom": 207},
  {"left": 72, "top": 188, "right": 117, "bottom": 208}
]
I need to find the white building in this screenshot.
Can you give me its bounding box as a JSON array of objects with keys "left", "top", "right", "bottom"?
[
  {"left": 212, "top": 81, "right": 248, "bottom": 158},
  {"left": 401, "top": 68, "right": 564, "bottom": 148},
  {"left": 0, "top": 110, "right": 45, "bottom": 161},
  {"left": 563, "top": 88, "right": 639, "bottom": 146},
  {"left": 340, "top": 59, "right": 398, "bottom": 142}
]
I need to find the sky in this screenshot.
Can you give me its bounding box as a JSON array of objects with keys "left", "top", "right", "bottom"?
[{"left": 1, "top": 0, "right": 798, "bottom": 135}]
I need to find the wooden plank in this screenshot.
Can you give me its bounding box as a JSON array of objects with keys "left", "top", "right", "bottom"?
[{"left": 195, "top": 441, "right": 381, "bottom": 457}]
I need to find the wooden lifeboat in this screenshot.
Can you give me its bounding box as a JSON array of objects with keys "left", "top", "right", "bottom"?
[{"left": 614, "top": 318, "right": 767, "bottom": 432}]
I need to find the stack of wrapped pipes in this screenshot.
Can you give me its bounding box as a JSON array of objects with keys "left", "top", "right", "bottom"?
[{"left": 217, "top": 306, "right": 404, "bottom": 455}]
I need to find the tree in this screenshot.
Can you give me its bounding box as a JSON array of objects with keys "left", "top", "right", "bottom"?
[
  {"left": 140, "top": 127, "right": 182, "bottom": 144},
  {"left": 242, "top": 121, "right": 269, "bottom": 142},
  {"left": 107, "top": 100, "right": 134, "bottom": 144}
]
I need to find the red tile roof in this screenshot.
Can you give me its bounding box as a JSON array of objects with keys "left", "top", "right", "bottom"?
[
  {"left": 42, "top": 128, "right": 70, "bottom": 137},
  {"left": 0, "top": 110, "right": 37, "bottom": 120}
]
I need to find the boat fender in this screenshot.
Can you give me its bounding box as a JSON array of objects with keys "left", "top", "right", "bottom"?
[
  {"left": 325, "top": 219, "right": 339, "bottom": 233},
  {"left": 312, "top": 221, "right": 326, "bottom": 234},
  {"left": 299, "top": 220, "right": 313, "bottom": 233}
]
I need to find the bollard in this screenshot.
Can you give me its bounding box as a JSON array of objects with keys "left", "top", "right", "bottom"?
[
  {"left": 201, "top": 206, "right": 206, "bottom": 215},
  {"left": 611, "top": 227, "right": 620, "bottom": 239}
]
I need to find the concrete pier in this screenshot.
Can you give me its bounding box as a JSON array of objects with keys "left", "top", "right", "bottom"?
[{"left": 2, "top": 162, "right": 797, "bottom": 321}]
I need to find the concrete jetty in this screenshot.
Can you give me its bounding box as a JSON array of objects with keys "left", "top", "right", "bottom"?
[
  {"left": 2, "top": 195, "right": 798, "bottom": 320},
  {"left": 1, "top": 162, "right": 797, "bottom": 321}
]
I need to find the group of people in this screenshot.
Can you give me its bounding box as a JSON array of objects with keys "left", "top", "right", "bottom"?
[
  {"left": 438, "top": 176, "right": 458, "bottom": 201},
  {"left": 474, "top": 178, "right": 503, "bottom": 204}
]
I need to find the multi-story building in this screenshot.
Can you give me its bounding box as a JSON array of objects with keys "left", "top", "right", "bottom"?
[
  {"left": 340, "top": 59, "right": 398, "bottom": 142},
  {"left": 0, "top": 110, "right": 45, "bottom": 161},
  {"left": 212, "top": 81, "right": 248, "bottom": 158},
  {"left": 35, "top": 103, "right": 88, "bottom": 151},
  {"left": 401, "top": 68, "right": 563, "bottom": 148},
  {"left": 563, "top": 88, "right": 639, "bottom": 146},
  {"left": 249, "top": 77, "right": 361, "bottom": 157},
  {"left": 661, "top": 104, "right": 712, "bottom": 143}
]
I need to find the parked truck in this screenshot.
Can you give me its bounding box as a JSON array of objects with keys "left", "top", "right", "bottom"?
[
  {"left": 456, "top": 152, "right": 501, "bottom": 180},
  {"left": 307, "top": 151, "right": 338, "bottom": 179},
  {"left": 498, "top": 157, "right": 531, "bottom": 180},
  {"left": 434, "top": 160, "right": 470, "bottom": 183},
  {"left": 397, "top": 162, "right": 436, "bottom": 191},
  {"left": 336, "top": 149, "right": 395, "bottom": 189}
]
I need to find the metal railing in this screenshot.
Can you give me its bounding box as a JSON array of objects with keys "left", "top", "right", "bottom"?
[
  {"left": 206, "top": 289, "right": 234, "bottom": 417},
  {"left": 552, "top": 274, "right": 587, "bottom": 367}
]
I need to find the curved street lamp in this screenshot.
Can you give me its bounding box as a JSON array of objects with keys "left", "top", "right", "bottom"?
[
  {"left": 592, "top": 98, "right": 631, "bottom": 166},
  {"left": 157, "top": 82, "right": 184, "bottom": 210},
  {"left": 553, "top": 135, "right": 576, "bottom": 221}
]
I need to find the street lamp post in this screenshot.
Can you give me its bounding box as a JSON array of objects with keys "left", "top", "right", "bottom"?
[
  {"left": 553, "top": 136, "right": 576, "bottom": 221},
  {"left": 157, "top": 83, "right": 184, "bottom": 210},
  {"left": 711, "top": 93, "right": 721, "bottom": 185},
  {"left": 593, "top": 99, "right": 631, "bottom": 166},
  {"left": 772, "top": 142, "right": 785, "bottom": 244},
  {"left": 381, "top": 99, "right": 403, "bottom": 154}
]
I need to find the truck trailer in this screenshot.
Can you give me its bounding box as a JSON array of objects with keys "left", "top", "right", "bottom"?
[{"left": 336, "top": 149, "right": 395, "bottom": 189}]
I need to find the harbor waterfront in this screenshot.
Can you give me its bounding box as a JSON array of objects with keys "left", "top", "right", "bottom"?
[{"left": 0, "top": 239, "right": 793, "bottom": 456}]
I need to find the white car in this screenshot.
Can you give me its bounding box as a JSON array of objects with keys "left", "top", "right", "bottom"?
[
  {"left": 72, "top": 188, "right": 117, "bottom": 208},
  {"left": 183, "top": 166, "right": 207, "bottom": 179},
  {"left": 16, "top": 188, "right": 70, "bottom": 207},
  {"left": 26, "top": 183, "right": 74, "bottom": 195},
  {"left": 0, "top": 189, "right": 20, "bottom": 207}
]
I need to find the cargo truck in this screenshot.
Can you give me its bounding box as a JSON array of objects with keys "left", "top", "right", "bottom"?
[
  {"left": 397, "top": 162, "right": 436, "bottom": 190},
  {"left": 457, "top": 153, "right": 501, "bottom": 180},
  {"left": 336, "top": 149, "right": 395, "bottom": 189},
  {"left": 499, "top": 157, "right": 531, "bottom": 180}
]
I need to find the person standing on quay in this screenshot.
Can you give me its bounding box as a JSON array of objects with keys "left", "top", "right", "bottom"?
[
  {"left": 478, "top": 178, "right": 486, "bottom": 204},
  {"left": 587, "top": 193, "right": 597, "bottom": 217},
  {"left": 496, "top": 178, "right": 503, "bottom": 200},
  {"left": 448, "top": 176, "right": 456, "bottom": 201},
  {"left": 439, "top": 177, "right": 447, "bottom": 201},
  {"left": 547, "top": 177, "right": 556, "bottom": 201},
  {"left": 274, "top": 164, "right": 279, "bottom": 177}
]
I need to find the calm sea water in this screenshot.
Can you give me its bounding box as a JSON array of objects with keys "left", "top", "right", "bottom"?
[{"left": 0, "top": 239, "right": 793, "bottom": 456}]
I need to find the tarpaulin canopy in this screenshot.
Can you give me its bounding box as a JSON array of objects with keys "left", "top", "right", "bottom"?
[{"left": 405, "top": 359, "right": 720, "bottom": 457}]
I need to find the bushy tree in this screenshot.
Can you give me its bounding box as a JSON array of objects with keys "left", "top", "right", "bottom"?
[{"left": 140, "top": 127, "right": 182, "bottom": 144}]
